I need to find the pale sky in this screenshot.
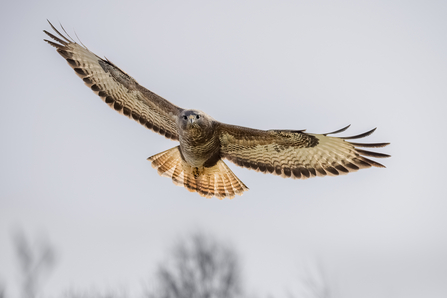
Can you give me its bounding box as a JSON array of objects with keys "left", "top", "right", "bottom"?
[{"left": 1, "top": 1, "right": 447, "bottom": 297}]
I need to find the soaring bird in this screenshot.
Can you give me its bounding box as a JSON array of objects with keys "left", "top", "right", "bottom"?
[{"left": 44, "top": 21, "right": 390, "bottom": 199}]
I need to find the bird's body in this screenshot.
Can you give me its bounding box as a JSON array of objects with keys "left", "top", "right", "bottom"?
[
  {"left": 177, "top": 110, "right": 220, "bottom": 168},
  {"left": 44, "top": 21, "right": 390, "bottom": 199}
]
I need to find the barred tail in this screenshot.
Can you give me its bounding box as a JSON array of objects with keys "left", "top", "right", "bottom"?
[{"left": 148, "top": 146, "right": 248, "bottom": 199}]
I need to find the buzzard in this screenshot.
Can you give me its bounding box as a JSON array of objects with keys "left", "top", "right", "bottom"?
[{"left": 44, "top": 21, "right": 390, "bottom": 199}]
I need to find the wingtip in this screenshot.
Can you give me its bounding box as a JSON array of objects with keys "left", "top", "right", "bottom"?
[
  {"left": 323, "top": 124, "right": 351, "bottom": 136},
  {"left": 342, "top": 127, "right": 377, "bottom": 140},
  {"left": 348, "top": 141, "right": 390, "bottom": 148},
  {"left": 45, "top": 19, "right": 73, "bottom": 43},
  {"left": 59, "top": 22, "right": 75, "bottom": 42}
]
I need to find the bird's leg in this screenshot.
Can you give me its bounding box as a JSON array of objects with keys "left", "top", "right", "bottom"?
[{"left": 192, "top": 167, "right": 204, "bottom": 178}]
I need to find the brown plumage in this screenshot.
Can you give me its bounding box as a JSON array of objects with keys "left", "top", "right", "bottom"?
[{"left": 44, "top": 21, "right": 390, "bottom": 199}]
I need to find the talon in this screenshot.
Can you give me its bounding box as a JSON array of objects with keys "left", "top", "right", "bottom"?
[{"left": 193, "top": 167, "right": 200, "bottom": 178}]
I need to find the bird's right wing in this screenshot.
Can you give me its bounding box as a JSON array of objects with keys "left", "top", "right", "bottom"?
[
  {"left": 218, "top": 123, "right": 390, "bottom": 179},
  {"left": 44, "top": 21, "right": 182, "bottom": 140}
]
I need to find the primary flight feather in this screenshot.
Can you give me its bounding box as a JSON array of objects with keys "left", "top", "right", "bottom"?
[{"left": 44, "top": 21, "right": 390, "bottom": 199}]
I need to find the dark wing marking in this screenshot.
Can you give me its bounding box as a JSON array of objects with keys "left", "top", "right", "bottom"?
[
  {"left": 44, "top": 21, "right": 182, "bottom": 140},
  {"left": 218, "top": 123, "right": 390, "bottom": 179}
]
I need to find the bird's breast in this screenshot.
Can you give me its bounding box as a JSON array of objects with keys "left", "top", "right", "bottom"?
[{"left": 179, "top": 132, "right": 220, "bottom": 168}]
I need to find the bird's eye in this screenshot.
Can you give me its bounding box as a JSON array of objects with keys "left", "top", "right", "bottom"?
[
  {"left": 183, "top": 115, "right": 187, "bottom": 120},
  {"left": 196, "top": 115, "right": 200, "bottom": 119}
]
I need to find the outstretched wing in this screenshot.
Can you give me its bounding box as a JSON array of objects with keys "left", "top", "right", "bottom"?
[
  {"left": 218, "top": 123, "right": 390, "bottom": 179},
  {"left": 44, "top": 21, "right": 182, "bottom": 140}
]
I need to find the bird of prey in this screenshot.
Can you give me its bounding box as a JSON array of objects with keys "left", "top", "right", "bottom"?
[{"left": 43, "top": 21, "right": 390, "bottom": 199}]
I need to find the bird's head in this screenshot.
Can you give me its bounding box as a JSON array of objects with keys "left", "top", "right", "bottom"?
[{"left": 178, "top": 109, "right": 211, "bottom": 131}]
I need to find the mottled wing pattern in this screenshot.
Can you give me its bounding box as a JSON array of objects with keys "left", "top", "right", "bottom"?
[
  {"left": 44, "top": 22, "right": 182, "bottom": 140},
  {"left": 219, "top": 124, "right": 390, "bottom": 179}
]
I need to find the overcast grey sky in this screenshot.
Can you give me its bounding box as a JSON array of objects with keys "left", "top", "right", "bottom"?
[{"left": 1, "top": 0, "right": 447, "bottom": 297}]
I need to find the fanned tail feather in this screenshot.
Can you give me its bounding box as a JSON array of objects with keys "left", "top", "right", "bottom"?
[{"left": 148, "top": 146, "right": 248, "bottom": 199}]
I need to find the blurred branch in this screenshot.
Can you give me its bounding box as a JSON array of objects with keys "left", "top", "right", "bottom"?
[
  {"left": 12, "top": 229, "right": 56, "bottom": 298},
  {"left": 63, "top": 288, "right": 128, "bottom": 298},
  {"left": 146, "top": 232, "right": 243, "bottom": 298},
  {"left": 299, "top": 261, "right": 336, "bottom": 298},
  {"left": 0, "top": 282, "right": 5, "bottom": 298}
]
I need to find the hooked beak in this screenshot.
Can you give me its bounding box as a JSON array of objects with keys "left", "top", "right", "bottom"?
[{"left": 188, "top": 115, "right": 196, "bottom": 124}]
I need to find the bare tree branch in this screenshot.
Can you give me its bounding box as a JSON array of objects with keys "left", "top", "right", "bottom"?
[
  {"left": 12, "top": 229, "right": 56, "bottom": 298},
  {"left": 146, "top": 232, "right": 243, "bottom": 298},
  {"left": 299, "top": 260, "right": 337, "bottom": 298}
]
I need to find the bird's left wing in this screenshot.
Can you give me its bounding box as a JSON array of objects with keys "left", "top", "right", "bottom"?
[
  {"left": 44, "top": 21, "right": 182, "bottom": 140},
  {"left": 218, "top": 123, "right": 390, "bottom": 179}
]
